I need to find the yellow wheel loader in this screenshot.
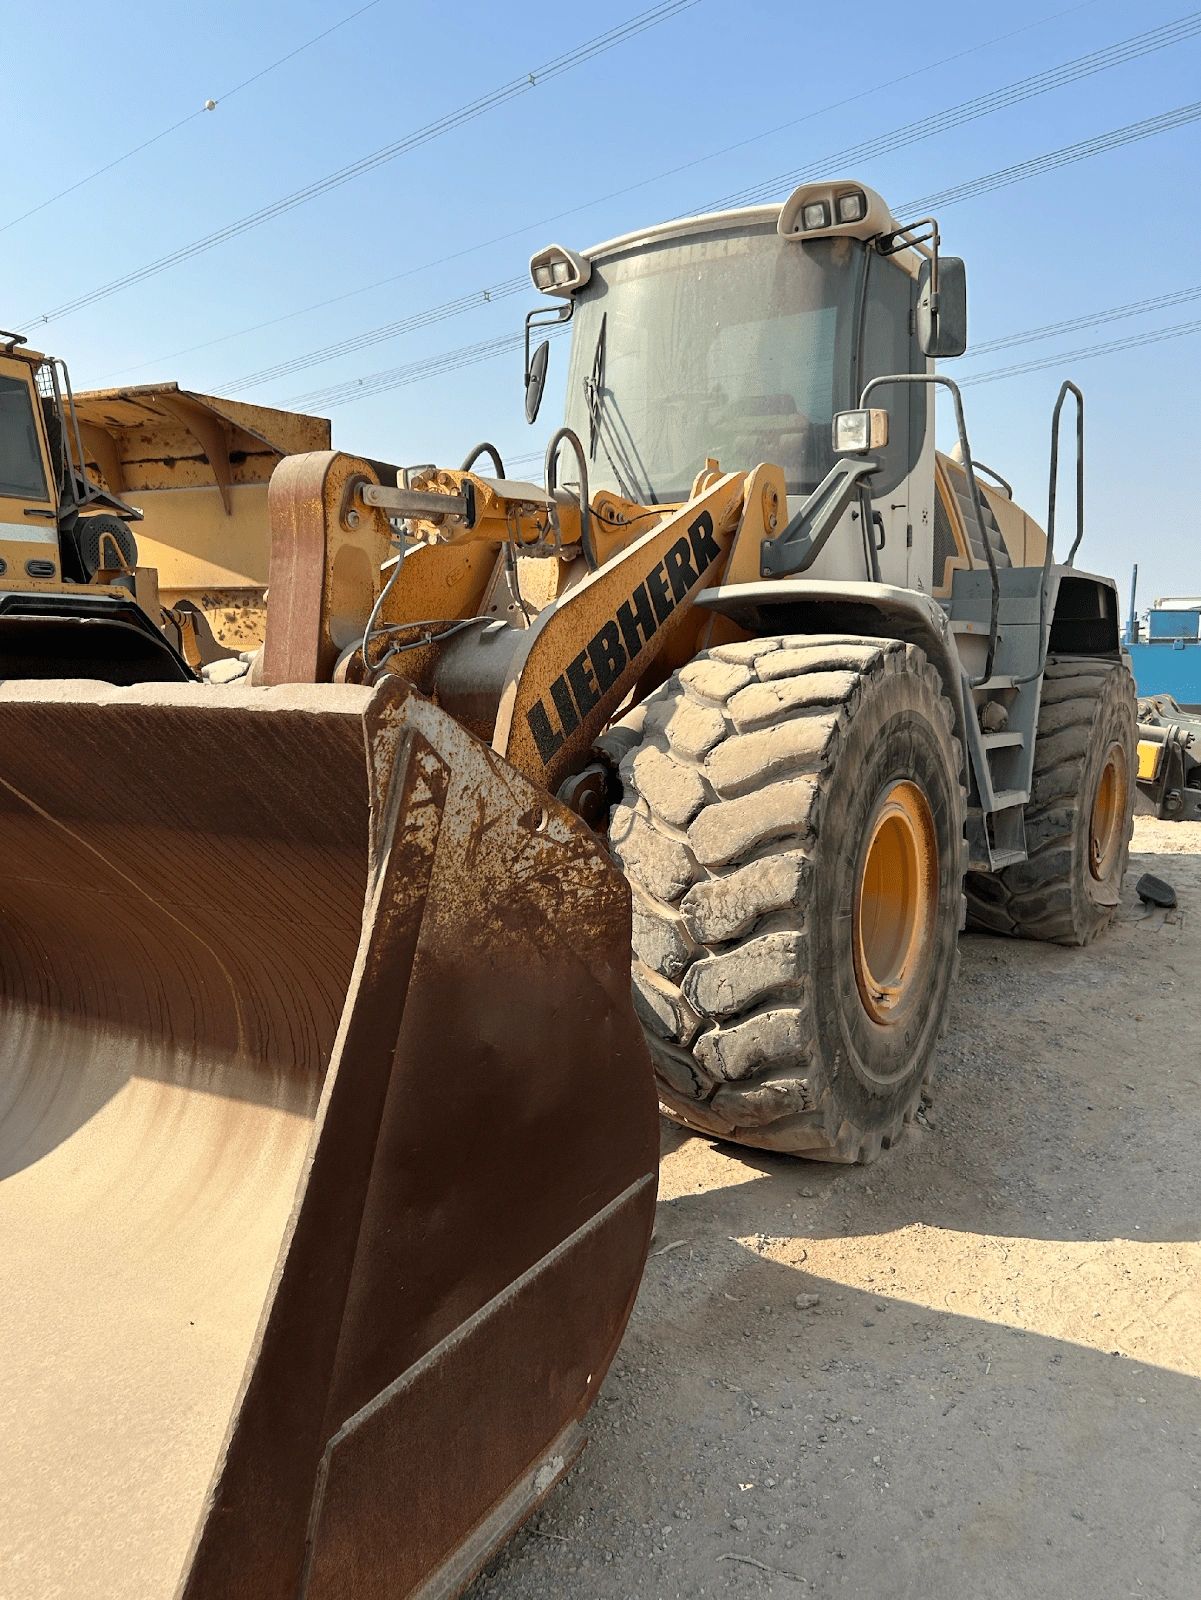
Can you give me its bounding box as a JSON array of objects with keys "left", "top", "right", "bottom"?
[
  {"left": 255, "top": 180, "right": 1134, "bottom": 1161},
  {"left": 0, "top": 175, "right": 1136, "bottom": 1598}
]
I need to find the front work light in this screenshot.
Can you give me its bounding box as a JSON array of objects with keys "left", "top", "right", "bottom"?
[
  {"left": 832, "top": 408, "right": 889, "bottom": 454},
  {"left": 528, "top": 243, "right": 592, "bottom": 298},
  {"left": 836, "top": 190, "right": 867, "bottom": 223},
  {"left": 801, "top": 200, "right": 831, "bottom": 231}
]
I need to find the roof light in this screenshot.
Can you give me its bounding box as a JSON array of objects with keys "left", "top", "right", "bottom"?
[
  {"left": 528, "top": 243, "right": 592, "bottom": 298},
  {"left": 778, "top": 181, "right": 893, "bottom": 242}
]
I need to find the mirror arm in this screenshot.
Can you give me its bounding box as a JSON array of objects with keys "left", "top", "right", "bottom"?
[
  {"left": 523, "top": 302, "right": 572, "bottom": 386},
  {"left": 760, "top": 456, "right": 881, "bottom": 578}
]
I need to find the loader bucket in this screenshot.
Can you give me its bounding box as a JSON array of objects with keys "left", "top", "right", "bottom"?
[{"left": 0, "top": 677, "right": 657, "bottom": 1600}]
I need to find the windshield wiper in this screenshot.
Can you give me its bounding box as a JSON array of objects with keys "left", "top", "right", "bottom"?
[
  {"left": 582, "top": 313, "right": 643, "bottom": 504},
  {"left": 583, "top": 312, "right": 606, "bottom": 462}
]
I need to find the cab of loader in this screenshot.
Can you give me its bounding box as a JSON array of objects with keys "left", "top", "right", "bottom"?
[{"left": 527, "top": 184, "right": 992, "bottom": 598}]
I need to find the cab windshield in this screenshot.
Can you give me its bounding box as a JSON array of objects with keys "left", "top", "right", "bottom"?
[
  {"left": 0, "top": 373, "right": 50, "bottom": 502},
  {"left": 562, "top": 226, "right": 861, "bottom": 504}
]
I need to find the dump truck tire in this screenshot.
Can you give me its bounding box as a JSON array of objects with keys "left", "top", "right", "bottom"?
[
  {"left": 606, "top": 636, "right": 966, "bottom": 1164},
  {"left": 965, "top": 656, "right": 1136, "bottom": 944}
]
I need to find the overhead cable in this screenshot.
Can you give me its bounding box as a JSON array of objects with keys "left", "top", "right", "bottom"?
[
  {"left": 89, "top": 0, "right": 1124, "bottom": 383},
  {"left": 966, "top": 282, "right": 1201, "bottom": 356},
  {"left": 287, "top": 321, "right": 572, "bottom": 411},
  {"left": 901, "top": 100, "right": 1201, "bottom": 215},
  {"left": 278, "top": 99, "right": 1201, "bottom": 412},
  {"left": 960, "top": 318, "right": 1201, "bottom": 385},
  {"left": 23, "top": 0, "right": 700, "bottom": 328},
  {"left": 0, "top": 0, "right": 385, "bottom": 237},
  {"left": 702, "top": 10, "right": 1201, "bottom": 212},
  {"left": 224, "top": 277, "right": 528, "bottom": 391}
]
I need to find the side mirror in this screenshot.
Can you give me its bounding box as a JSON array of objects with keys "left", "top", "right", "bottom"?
[
  {"left": 916, "top": 257, "right": 967, "bottom": 357},
  {"left": 525, "top": 340, "right": 550, "bottom": 425}
]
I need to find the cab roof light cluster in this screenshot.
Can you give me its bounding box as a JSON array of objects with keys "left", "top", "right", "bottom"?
[
  {"left": 529, "top": 244, "right": 592, "bottom": 298},
  {"left": 778, "top": 181, "right": 893, "bottom": 243}
]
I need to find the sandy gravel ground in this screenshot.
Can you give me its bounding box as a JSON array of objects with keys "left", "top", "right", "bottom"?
[{"left": 469, "top": 818, "right": 1201, "bottom": 1600}]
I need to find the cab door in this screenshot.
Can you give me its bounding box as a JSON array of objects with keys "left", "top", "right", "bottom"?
[
  {"left": 859, "top": 252, "right": 926, "bottom": 589},
  {"left": 0, "top": 356, "right": 63, "bottom": 582}
]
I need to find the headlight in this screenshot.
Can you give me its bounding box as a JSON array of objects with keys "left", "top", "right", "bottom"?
[
  {"left": 802, "top": 200, "right": 831, "bottom": 231},
  {"left": 836, "top": 190, "right": 867, "bottom": 223},
  {"left": 534, "top": 264, "right": 553, "bottom": 289},
  {"left": 551, "top": 260, "right": 571, "bottom": 285},
  {"left": 832, "top": 408, "right": 889, "bottom": 453}
]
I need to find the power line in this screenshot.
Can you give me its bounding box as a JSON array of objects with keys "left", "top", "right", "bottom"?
[
  {"left": 277, "top": 96, "right": 1201, "bottom": 413},
  {"left": 960, "top": 318, "right": 1201, "bottom": 385},
  {"left": 223, "top": 276, "right": 528, "bottom": 391},
  {"left": 966, "top": 283, "right": 1201, "bottom": 356},
  {"left": 91, "top": 0, "right": 1111, "bottom": 385},
  {"left": 701, "top": 9, "right": 1201, "bottom": 213},
  {"left": 22, "top": 0, "right": 700, "bottom": 329},
  {"left": 900, "top": 100, "right": 1201, "bottom": 214},
  {"left": 287, "top": 321, "right": 573, "bottom": 411},
  {"left": 0, "top": 0, "right": 385, "bottom": 237}
]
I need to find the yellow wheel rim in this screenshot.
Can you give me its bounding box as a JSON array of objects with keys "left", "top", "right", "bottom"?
[
  {"left": 1089, "top": 741, "right": 1128, "bottom": 882},
  {"left": 853, "top": 780, "right": 939, "bottom": 1026}
]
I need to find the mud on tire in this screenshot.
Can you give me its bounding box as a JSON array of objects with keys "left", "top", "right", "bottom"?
[
  {"left": 965, "top": 657, "right": 1136, "bottom": 945},
  {"left": 603, "top": 635, "right": 967, "bottom": 1164}
]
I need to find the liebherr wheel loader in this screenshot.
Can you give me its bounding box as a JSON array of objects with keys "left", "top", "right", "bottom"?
[
  {"left": 257, "top": 179, "right": 1133, "bottom": 1161},
  {"left": 0, "top": 175, "right": 1135, "bottom": 1599}
]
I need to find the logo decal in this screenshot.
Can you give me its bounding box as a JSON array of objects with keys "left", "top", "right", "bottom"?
[{"left": 526, "top": 510, "right": 721, "bottom": 764}]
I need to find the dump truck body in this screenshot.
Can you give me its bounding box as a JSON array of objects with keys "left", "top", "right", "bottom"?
[{"left": 70, "top": 382, "right": 330, "bottom": 649}]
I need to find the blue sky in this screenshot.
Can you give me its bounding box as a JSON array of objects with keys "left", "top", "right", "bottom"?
[{"left": 5, "top": 0, "right": 1199, "bottom": 606}]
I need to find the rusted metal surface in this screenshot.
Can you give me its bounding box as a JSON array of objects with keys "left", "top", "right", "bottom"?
[
  {"left": 0, "top": 677, "right": 657, "bottom": 1599},
  {"left": 263, "top": 451, "right": 392, "bottom": 685}
]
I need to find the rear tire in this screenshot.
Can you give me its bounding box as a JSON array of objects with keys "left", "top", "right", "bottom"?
[
  {"left": 605, "top": 635, "right": 966, "bottom": 1163},
  {"left": 965, "top": 657, "right": 1136, "bottom": 945}
]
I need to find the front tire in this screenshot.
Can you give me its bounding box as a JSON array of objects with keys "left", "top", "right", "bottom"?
[{"left": 605, "top": 635, "right": 966, "bottom": 1163}]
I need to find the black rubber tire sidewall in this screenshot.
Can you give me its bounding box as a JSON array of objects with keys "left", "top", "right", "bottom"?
[{"left": 810, "top": 672, "right": 963, "bottom": 1135}]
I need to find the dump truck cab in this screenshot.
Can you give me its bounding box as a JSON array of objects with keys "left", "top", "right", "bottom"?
[{"left": 0, "top": 332, "right": 193, "bottom": 681}]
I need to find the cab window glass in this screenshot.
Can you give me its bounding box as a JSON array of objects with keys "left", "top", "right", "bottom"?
[
  {"left": 859, "top": 254, "right": 926, "bottom": 496},
  {"left": 0, "top": 375, "right": 50, "bottom": 501}
]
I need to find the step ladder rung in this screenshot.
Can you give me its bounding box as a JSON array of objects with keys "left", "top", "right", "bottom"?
[
  {"left": 987, "top": 848, "right": 1027, "bottom": 869},
  {"left": 989, "top": 788, "right": 1029, "bottom": 812},
  {"left": 982, "top": 730, "right": 1024, "bottom": 750}
]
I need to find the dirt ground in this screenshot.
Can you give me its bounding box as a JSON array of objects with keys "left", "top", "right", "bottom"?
[{"left": 468, "top": 817, "right": 1201, "bottom": 1600}]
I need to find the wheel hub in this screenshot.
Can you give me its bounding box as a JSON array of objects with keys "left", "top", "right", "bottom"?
[
  {"left": 853, "top": 780, "right": 939, "bottom": 1026},
  {"left": 1089, "top": 742, "right": 1128, "bottom": 882}
]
